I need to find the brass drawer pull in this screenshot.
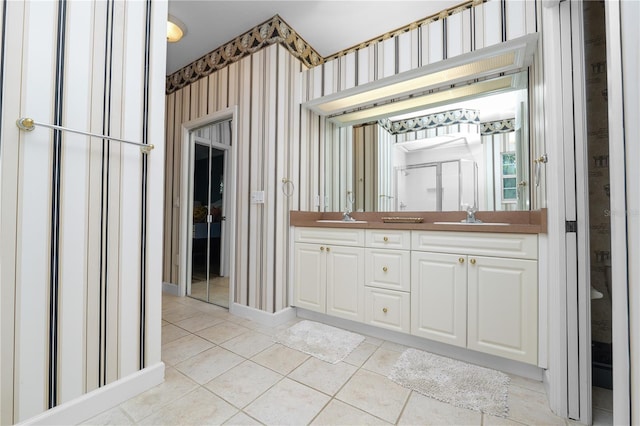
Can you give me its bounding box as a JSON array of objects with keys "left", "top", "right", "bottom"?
[
  {"left": 470, "top": 258, "right": 476, "bottom": 265},
  {"left": 320, "top": 246, "right": 325, "bottom": 251},
  {"left": 382, "top": 266, "right": 388, "bottom": 272},
  {"left": 326, "top": 247, "right": 330, "bottom": 252},
  {"left": 383, "top": 236, "right": 389, "bottom": 242},
  {"left": 382, "top": 307, "right": 388, "bottom": 313},
  {"left": 458, "top": 257, "right": 464, "bottom": 264}
]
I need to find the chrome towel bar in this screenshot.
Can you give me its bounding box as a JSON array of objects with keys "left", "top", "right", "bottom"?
[{"left": 16, "top": 117, "right": 154, "bottom": 154}]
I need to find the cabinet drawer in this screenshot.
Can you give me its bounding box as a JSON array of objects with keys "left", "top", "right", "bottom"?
[
  {"left": 295, "top": 227, "right": 364, "bottom": 246},
  {"left": 364, "top": 287, "right": 410, "bottom": 333},
  {"left": 365, "top": 230, "right": 411, "bottom": 250},
  {"left": 365, "top": 248, "right": 410, "bottom": 291},
  {"left": 412, "top": 231, "right": 538, "bottom": 260}
]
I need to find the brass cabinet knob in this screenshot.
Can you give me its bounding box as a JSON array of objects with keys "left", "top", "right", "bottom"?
[
  {"left": 458, "top": 257, "right": 464, "bottom": 263},
  {"left": 383, "top": 266, "right": 388, "bottom": 272},
  {"left": 470, "top": 258, "right": 476, "bottom": 265},
  {"left": 320, "top": 246, "right": 325, "bottom": 251},
  {"left": 326, "top": 247, "right": 330, "bottom": 252},
  {"left": 383, "top": 307, "right": 388, "bottom": 313},
  {"left": 383, "top": 236, "right": 389, "bottom": 242}
]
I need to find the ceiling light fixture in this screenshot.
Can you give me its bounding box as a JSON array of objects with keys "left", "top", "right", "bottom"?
[
  {"left": 331, "top": 76, "right": 516, "bottom": 126},
  {"left": 167, "top": 15, "right": 186, "bottom": 43}
]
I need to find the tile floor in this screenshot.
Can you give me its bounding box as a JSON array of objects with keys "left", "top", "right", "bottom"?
[{"left": 83, "top": 295, "right": 584, "bottom": 425}]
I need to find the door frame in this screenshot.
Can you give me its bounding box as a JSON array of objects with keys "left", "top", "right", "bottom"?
[{"left": 179, "top": 107, "right": 238, "bottom": 306}]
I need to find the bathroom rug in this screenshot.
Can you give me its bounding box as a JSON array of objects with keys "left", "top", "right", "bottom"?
[
  {"left": 389, "top": 348, "right": 510, "bottom": 417},
  {"left": 274, "top": 320, "right": 365, "bottom": 364}
]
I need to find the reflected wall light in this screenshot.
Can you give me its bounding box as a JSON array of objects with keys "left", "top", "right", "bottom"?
[
  {"left": 304, "top": 33, "right": 538, "bottom": 126},
  {"left": 167, "top": 14, "right": 186, "bottom": 43}
]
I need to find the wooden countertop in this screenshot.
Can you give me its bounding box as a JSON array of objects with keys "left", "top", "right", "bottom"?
[{"left": 290, "top": 209, "right": 547, "bottom": 234}]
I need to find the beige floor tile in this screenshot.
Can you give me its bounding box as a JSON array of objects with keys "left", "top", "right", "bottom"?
[
  {"left": 251, "top": 344, "right": 309, "bottom": 375},
  {"left": 508, "top": 373, "right": 546, "bottom": 394},
  {"left": 162, "top": 323, "right": 190, "bottom": 345},
  {"left": 205, "top": 360, "right": 283, "bottom": 408},
  {"left": 196, "top": 321, "right": 250, "bottom": 344},
  {"left": 507, "top": 384, "right": 566, "bottom": 425},
  {"left": 138, "top": 387, "right": 237, "bottom": 425},
  {"left": 592, "top": 386, "right": 613, "bottom": 412},
  {"left": 162, "top": 304, "right": 203, "bottom": 324},
  {"left": 223, "top": 411, "right": 263, "bottom": 425},
  {"left": 397, "top": 392, "right": 481, "bottom": 425},
  {"left": 380, "top": 340, "right": 410, "bottom": 353},
  {"left": 336, "top": 369, "right": 410, "bottom": 424},
  {"left": 81, "top": 406, "right": 134, "bottom": 425},
  {"left": 289, "top": 357, "right": 358, "bottom": 396},
  {"left": 482, "top": 413, "right": 527, "bottom": 425},
  {"left": 311, "top": 399, "right": 391, "bottom": 425},
  {"left": 175, "top": 346, "right": 244, "bottom": 385},
  {"left": 244, "top": 378, "right": 330, "bottom": 425},
  {"left": 220, "top": 330, "right": 275, "bottom": 358},
  {"left": 174, "top": 313, "right": 225, "bottom": 333},
  {"left": 343, "top": 342, "right": 378, "bottom": 367},
  {"left": 161, "top": 334, "right": 214, "bottom": 366},
  {"left": 119, "top": 368, "right": 198, "bottom": 422},
  {"left": 362, "top": 347, "right": 403, "bottom": 376},
  {"left": 593, "top": 408, "right": 613, "bottom": 426},
  {"left": 364, "top": 335, "right": 384, "bottom": 347}
]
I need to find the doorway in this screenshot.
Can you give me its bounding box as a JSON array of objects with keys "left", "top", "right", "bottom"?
[{"left": 186, "top": 119, "right": 233, "bottom": 307}]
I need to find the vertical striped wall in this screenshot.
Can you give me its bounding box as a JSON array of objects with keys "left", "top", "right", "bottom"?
[
  {"left": 164, "top": 44, "right": 303, "bottom": 313},
  {"left": 302, "top": 0, "right": 538, "bottom": 103},
  {"left": 0, "top": 1, "right": 166, "bottom": 423}
]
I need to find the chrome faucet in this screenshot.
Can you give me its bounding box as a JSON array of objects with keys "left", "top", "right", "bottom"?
[
  {"left": 342, "top": 210, "right": 355, "bottom": 222},
  {"left": 462, "top": 205, "right": 482, "bottom": 223}
]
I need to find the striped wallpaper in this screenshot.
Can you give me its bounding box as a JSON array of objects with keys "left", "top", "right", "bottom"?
[
  {"left": 0, "top": 1, "right": 166, "bottom": 423},
  {"left": 163, "top": 0, "right": 543, "bottom": 314},
  {"left": 165, "top": 44, "right": 304, "bottom": 312}
]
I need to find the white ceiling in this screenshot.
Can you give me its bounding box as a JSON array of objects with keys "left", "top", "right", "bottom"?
[{"left": 166, "top": 1, "right": 462, "bottom": 75}]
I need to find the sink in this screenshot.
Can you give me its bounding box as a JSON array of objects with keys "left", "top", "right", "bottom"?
[
  {"left": 433, "top": 221, "right": 510, "bottom": 226},
  {"left": 316, "top": 219, "right": 368, "bottom": 224}
]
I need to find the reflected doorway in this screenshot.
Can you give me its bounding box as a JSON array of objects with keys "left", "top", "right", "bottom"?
[{"left": 187, "top": 120, "right": 232, "bottom": 307}]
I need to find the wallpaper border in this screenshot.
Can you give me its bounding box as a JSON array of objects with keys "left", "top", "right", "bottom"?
[{"left": 165, "top": 1, "right": 483, "bottom": 94}]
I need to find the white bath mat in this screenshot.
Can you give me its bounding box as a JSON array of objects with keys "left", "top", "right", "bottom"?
[
  {"left": 274, "top": 320, "right": 365, "bottom": 364},
  {"left": 389, "top": 348, "right": 510, "bottom": 417}
]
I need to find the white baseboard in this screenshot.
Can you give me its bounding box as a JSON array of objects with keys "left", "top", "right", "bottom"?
[
  {"left": 162, "top": 281, "right": 179, "bottom": 296},
  {"left": 20, "top": 362, "right": 165, "bottom": 425},
  {"left": 229, "top": 303, "right": 297, "bottom": 327},
  {"left": 297, "top": 309, "right": 544, "bottom": 381}
]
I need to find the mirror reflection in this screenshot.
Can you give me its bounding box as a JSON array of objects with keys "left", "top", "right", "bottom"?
[{"left": 324, "top": 71, "right": 531, "bottom": 213}]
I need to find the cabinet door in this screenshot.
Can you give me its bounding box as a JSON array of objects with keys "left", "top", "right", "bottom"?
[
  {"left": 467, "top": 256, "right": 538, "bottom": 364},
  {"left": 326, "top": 245, "right": 364, "bottom": 321},
  {"left": 411, "top": 251, "right": 467, "bottom": 347},
  {"left": 293, "top": 243, "right": 326, "bottom": 313}
]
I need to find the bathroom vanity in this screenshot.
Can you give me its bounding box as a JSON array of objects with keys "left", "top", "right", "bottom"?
[{"left": 290, "top": 210, "right": 545, "bottom": 366}]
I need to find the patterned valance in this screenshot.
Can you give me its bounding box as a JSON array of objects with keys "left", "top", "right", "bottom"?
[
  {"left": 379, "top": 108, "right": 480, "bottom": 135},
  {"left": 480, "top": 118, "right": 515, "bottom": 135}
]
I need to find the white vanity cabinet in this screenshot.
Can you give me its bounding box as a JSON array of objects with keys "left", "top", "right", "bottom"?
[
  {"left": 364, "top": 230, "right": 411, "bottom": 333},
  {"left": 293, "top": 227, "right": 365, "bottom": 322},
  {"left": 411, "top": 231, "right": 539, "bottom": 364}
]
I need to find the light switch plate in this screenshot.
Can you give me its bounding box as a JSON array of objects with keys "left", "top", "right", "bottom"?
[{"left": 251, "top": 191, "right": 265, "bottom": 203}]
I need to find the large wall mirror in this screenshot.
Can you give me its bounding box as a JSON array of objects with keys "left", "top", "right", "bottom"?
[
  {"left": 311, "top": 35, "right": 539, "bottom": 213},
  {"left": 324, "top": 71, "right": 530, "bottom": 213}
]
